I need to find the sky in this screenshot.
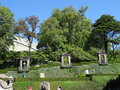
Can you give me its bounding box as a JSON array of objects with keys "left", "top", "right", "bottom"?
[
  {"left": 0, "top": 0, "right": 120, "bottom": 44},
  {"left": 1, "top": 0, "right": 120, "bottom": 23}
]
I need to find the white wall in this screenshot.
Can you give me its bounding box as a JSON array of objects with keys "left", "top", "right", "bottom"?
[{"left": 9, "top": 36, "right": 37, "bottom": 51}]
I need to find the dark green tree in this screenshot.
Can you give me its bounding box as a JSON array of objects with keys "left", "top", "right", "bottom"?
[{"left": 92, "top": 15, "right": 120, "bottom": 53}]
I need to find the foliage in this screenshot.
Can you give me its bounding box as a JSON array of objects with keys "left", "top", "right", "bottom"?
[
  {"left": 109, "top": 49, "right": 120, "bottom": 61},
  {"left": 14, "top": 16, "right": 39, "bottom": 54},
  {"left": 92, "top": 15, "right": 120, "bottom": 53},
  {"left": 0, "top": 51, "right": 30, "bottom": 68},
  {"left": 37, "top": 6, "right": 97, "bottom": 62},
  {"left": 0, "top": 5, "right": 15, "bottom": 60},
  {"left": 0, "top": 67, "right": 17, "bottom": 73},
  {"left": 30, "top": 51, "right": 49, "bottom": 65},
  {"left": 38, "top": 6, "right": 92, "bottom": 49}
]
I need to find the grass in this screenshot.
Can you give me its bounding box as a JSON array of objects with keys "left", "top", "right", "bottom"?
[
  {"left": 51, "top": 81, "right": 91, "bottom": 90},
  {"left": 13, "top": 81, "right": 99, "bottom": 90},
  {"left": 12, "top": 75, "right": 119, "bottom": 90},
  {"left": 13, "top": 81, "right": 40, "bottom": 90},
  {"left": 92, "top": 75, "right": 118, "bottom": 87}
]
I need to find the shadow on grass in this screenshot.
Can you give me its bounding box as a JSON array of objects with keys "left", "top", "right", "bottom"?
[{"left": 103, "top": 75, "right": 120, "bottom": 90}]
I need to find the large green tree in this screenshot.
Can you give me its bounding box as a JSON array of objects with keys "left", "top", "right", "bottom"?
[
  {"left": 92, "top": 15, "right": 120, "bottom": 53},
  {"left": 38, "top": 6, "right": 91, "bottom": 49},
  {"left": 37, "top": 6, "right": 96, "bottom": 61},
  {"left": 0, "top": 6, "right": 15, "bottom": 52}
]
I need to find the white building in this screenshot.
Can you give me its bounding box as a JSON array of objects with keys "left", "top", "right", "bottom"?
[{"left": 9, "top": 36, "right": 37, "bottom": 51}]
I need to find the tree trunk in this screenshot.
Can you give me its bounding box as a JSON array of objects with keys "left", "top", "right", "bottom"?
[
  {"left": 28, "top": 39, "right": 32, "bottom": 57},
  {"left": 104, "top": 41, "right": 108, "bottom": 54}
]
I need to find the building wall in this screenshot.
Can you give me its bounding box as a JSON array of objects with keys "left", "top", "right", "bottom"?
[{"left": 9, "top": 36, "right": 37, "bottom": 51}]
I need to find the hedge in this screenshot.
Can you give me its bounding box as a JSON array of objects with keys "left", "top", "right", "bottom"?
[
  {"left": 0, "top": 68, "right": 17, "bottom": 73},
  {"left": 15, "top": 77, "right": 90, "bottom": 82}
]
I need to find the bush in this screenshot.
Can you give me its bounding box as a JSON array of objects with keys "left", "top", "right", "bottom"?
[
  {"left": 72, "top": 61, "right": 98, "bottom": 66},
  {"left": 0, "top": 69, "right": 8, "bottom": 73}
]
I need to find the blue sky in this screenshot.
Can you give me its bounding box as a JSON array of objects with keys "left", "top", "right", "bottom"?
[
  {"left": 1, "top": 0, "right": 120, "bottom": 23},
  {"left": 0, "top": 0, "right": 120, "bottom": 45}
]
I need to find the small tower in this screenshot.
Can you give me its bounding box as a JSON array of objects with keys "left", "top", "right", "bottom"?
[
  {"left": 98, "top": 51, "right": 108, "bottom": 65},
  {"left": 18, "top": 57, "right": 30, "bottom": 73},
  {"left": 61, "top": 54, "right": 72, "bottom": 69}
]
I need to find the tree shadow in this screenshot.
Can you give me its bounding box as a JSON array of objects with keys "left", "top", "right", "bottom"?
[{"left": 103, "top": 75, "right": 120, "bottom": 90}]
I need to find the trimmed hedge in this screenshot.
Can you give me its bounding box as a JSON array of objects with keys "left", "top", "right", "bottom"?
[
  {"left": 1, "top": 61, "right": 120, "bottom": 73},
  {"left": 0, "top": 68, "right": 17, "bottom": 73},
  {"left": 92, "top": 74, "right": 120, "bottom": 76},
  {"left": 14, "top": 77, "right": 90, "bottom": 82}
]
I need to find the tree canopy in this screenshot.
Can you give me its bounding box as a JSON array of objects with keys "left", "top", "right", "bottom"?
[
  {"left": 37, "top": 6, "right": 97, "bottom": 62},
  {"left": 92, "top": 15, "right": 120, "bottom": 53},
  {"left": 15, "top": 16, "right": 39, "bottom": 54},
  {"left": 0, "top": 5, "right": 120, "bottom": 65},
  {"left": 0, "top": 6, "right": 15, "bottom": 52}
]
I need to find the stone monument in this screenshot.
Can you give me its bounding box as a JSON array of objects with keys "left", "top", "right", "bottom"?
[{"left": 40, "top": 81, "right": 50, "bottom": 90}]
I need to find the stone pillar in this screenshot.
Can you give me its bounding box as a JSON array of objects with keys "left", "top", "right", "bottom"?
[
  {"left": 20, "top": 60, "right": 22, "bottom": 70},
  {"left": 26, "top": 60, "right": 29, "bottom": 70},
  {"left": 104, "top": 54, "right": 107, "bottom": 63},
  {"left": 98, "top": 54, "right": 101, "bottom": 63},
  {"left": 68, "top": 56, "right": 71, "bottom": 65},
  {"left": 61, "top": 56, "right": 64, "bottom": 65}
]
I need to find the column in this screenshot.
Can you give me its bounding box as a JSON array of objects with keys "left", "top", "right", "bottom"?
[
  {"left": 20, "top": 60, "right": 22, "bottom": 70},
  {"left": 99, "top": 54, "right": 101, "bottom": 64},
  {"left": 27, "top": 60, "right": 29, "bottom": 67},
  {"left": 68, "top": 56, "right": 71, "bottom": 66},
  {"left": 104, "top": 54, "right": 107, "bottom": 64},
  {"left": 61, "top": 56, "right": 64, "bottom": 64}
]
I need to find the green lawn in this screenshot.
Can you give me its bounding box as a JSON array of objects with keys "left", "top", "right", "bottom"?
[
  {"left": 14, "top": 81, "right": 96, "bottom": 90},
  {"left": 13, "top": 75, "right": 119, "bottom": 90},
  {"left": 14, "top": 81, "right": 40, "bottom": 90}
]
